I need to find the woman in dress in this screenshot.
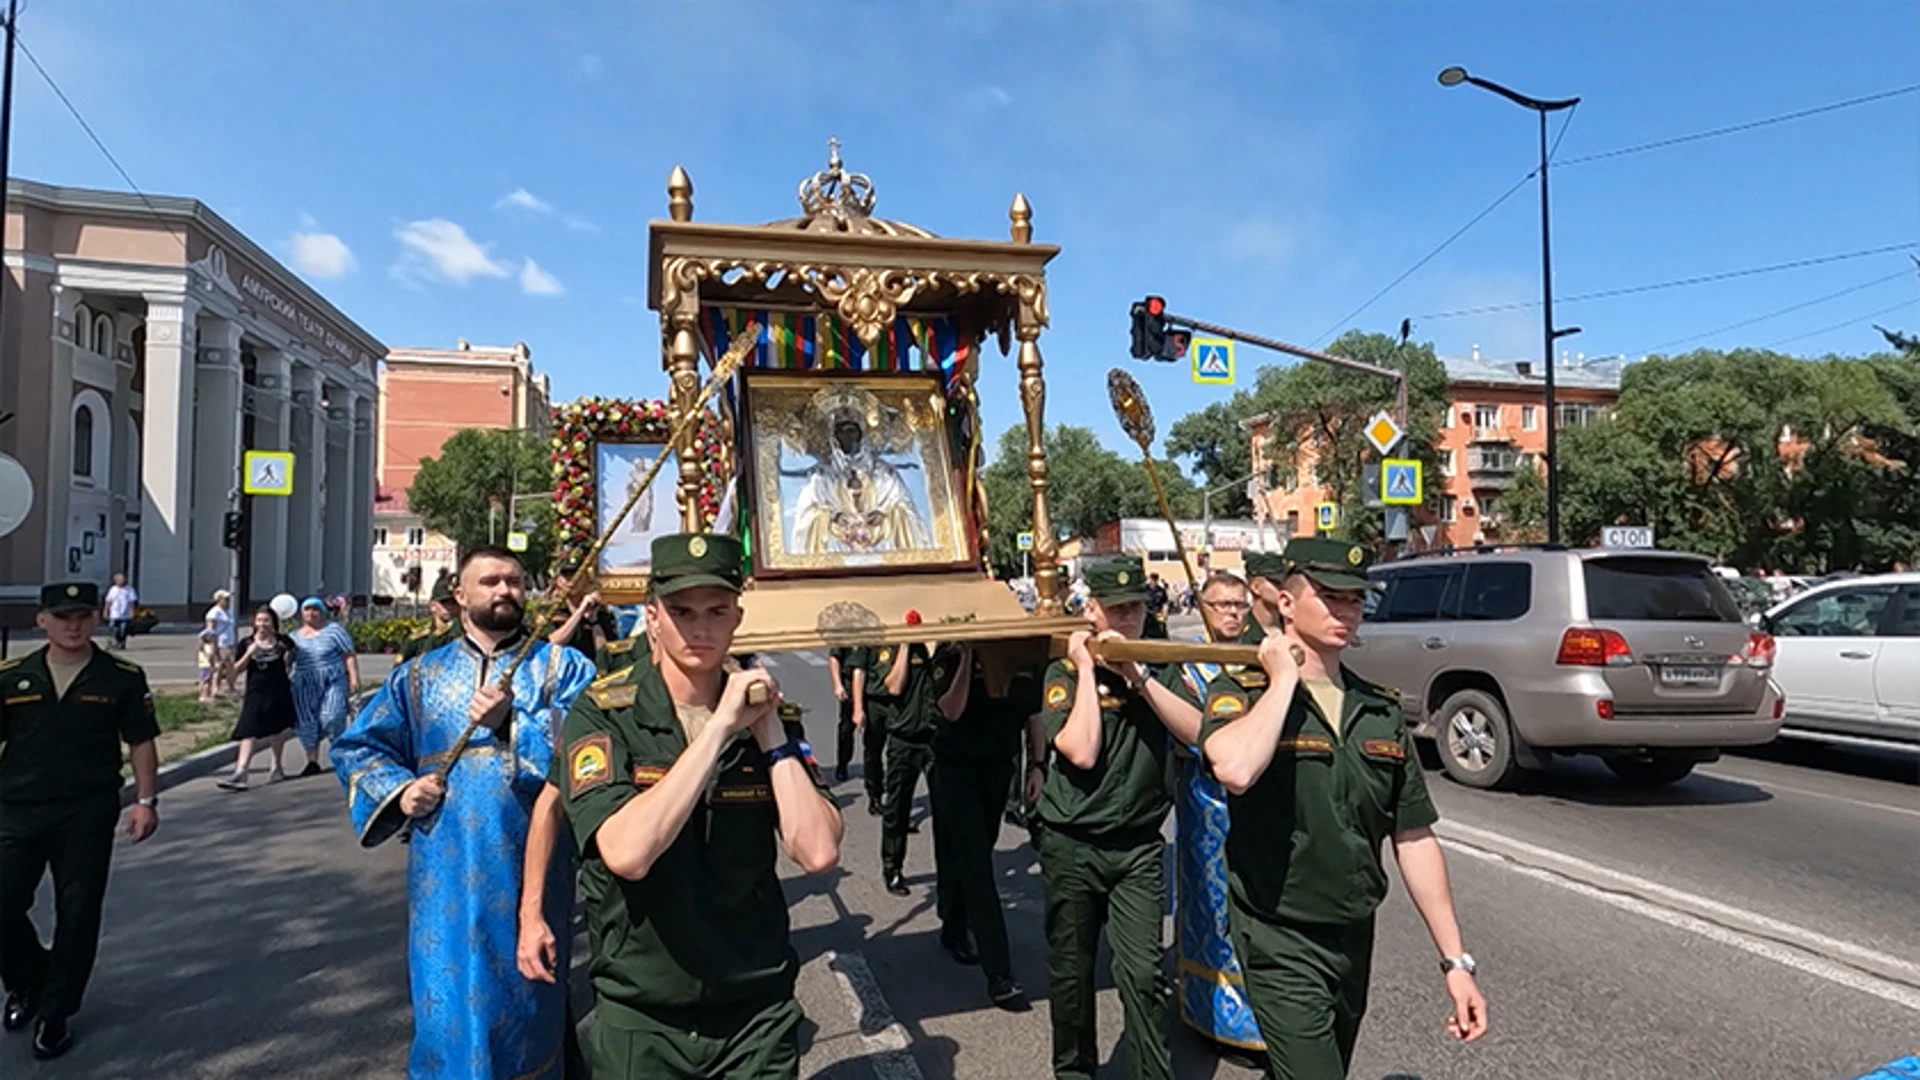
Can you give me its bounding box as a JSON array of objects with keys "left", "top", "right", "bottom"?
[
  {"left": 218, "top": 608, "right": 298, "bottom": 791},
  {"left": 289, "top": 596, "right": 358, "bottom": 776}
]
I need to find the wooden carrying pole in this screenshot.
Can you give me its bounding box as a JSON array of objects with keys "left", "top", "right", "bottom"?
[{"left": 431, "top": 325, "right": 762, "bottom": 780}]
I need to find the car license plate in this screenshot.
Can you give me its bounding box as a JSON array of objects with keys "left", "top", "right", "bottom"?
[{"left": 1659, "top": 665, "right": 1720, "bottom": 686}]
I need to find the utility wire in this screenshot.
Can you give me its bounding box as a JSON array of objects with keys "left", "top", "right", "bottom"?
[
  {"left": 1630, "top": 268, "right": 1917, "bottom": 355},
  {"left": 1761, "top": 297, "right": 1920, "bottom": 349},
  {"left": 15, "top": 32, "right": 188, "bottom": 254},
  {"left": 1418, "top": 242, "right": 1920, "bottom": 320},
  {"left": 1559, "top": 84, "right": 1920, "bottom": 167}
]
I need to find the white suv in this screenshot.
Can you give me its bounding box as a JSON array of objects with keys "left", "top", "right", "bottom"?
[{"left": 1758, "top": 572, "right": 1920, "bottom": 749}]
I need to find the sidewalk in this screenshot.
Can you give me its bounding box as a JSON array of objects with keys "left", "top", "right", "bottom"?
[{"left": 0, "top": 632, "right": 397, "bottom": 691}]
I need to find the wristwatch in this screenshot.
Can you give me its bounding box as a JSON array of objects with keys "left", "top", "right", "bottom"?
[
  {"left": 1439, "top": 953, "right": 1476, "bottom": 976},
  {"left": 136, "top": 796, "right": 159, "bottom": 810},
  {"left": 765, "top": 740, "right": 812, "bottom": 767}
]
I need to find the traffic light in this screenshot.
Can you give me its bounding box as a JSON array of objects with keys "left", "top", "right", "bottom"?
[
  {"left": 1128, "top": 296, "right": 1190, "bottom": 362},
  {"left": 222, "top": 510, "right": 245, "bottom": 550}
]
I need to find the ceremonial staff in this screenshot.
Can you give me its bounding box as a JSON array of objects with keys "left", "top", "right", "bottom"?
[
  {"left": 432, "top": 325, "right": 763, "bottom": 781},
  {"left": 1106, "top": 369, "right": 1207, "bottom": 637}
]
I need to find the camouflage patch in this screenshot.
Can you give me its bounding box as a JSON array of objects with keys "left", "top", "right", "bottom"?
[
  {"left": 568, "top": 734, "right": 612, "bottom": 796},
  {"left": 1275, "top": 735, "right": 1334, "bottom": 754},
  {"left": 1207, "top": 693, "right": 1247, "bottom": 718},
  {"left": 588, "top": 684, "right": 637, "bottom": 710},
  {"left": 1360, "top": 738, "right": 1406, "bottom": 760}
]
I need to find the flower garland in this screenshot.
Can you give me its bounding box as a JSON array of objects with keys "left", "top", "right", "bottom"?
[{"left": 550, "top": 397, "right": 725, "bottom": 572}]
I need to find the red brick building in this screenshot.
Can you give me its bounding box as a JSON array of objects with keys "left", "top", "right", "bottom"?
[{"left": 371, "top": 340, "right": 550, "bottom": 599}]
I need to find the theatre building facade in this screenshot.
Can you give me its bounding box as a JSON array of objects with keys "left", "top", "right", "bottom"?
[{"left": 0, "top": 180, "right": 385, "bottom": 622}]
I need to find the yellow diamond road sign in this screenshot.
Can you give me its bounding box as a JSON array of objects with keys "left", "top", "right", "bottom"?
[{"left": 1364, "top": 412, "right": 1404, "bottom": 456}]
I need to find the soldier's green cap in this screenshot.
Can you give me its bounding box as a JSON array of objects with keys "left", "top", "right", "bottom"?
[
  {"left": 430, "top": 576, "right": 456, "bottom": 603},
  {"left": 1282, "top": 537, "right": 1381, "bottom": 592},
  {"left": 1243, "top": 550, "right": 1289, "bottom": 583},
  {"left": 40, "top": 581, "right": 98, "bottom": 614},
  {"left": 648, "top": 533, "right": 744, "bottom": 597},
  {"left": 1081, "top": 555, "right": 1148, "bottom": 604}
]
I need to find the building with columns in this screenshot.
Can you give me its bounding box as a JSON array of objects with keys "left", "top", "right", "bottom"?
[
  {"left": 0, "top": 180, "right": 384, "bottom": 623},
  {"left": 372, "top": 339, "right": 550, "bottom": 602}
]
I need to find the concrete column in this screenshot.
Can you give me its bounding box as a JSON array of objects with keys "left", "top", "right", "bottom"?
[
  {"left": 321, "top": 385, "right": 353, "bottom": 595},
  {"left": 41, "top": 286, "right": 76, "bottom": 582},
  {"left": 285, "top": 365, "right": 325, "bottom": 595},
  {"left": 137, "top": 294, "right": 200, "bottom": 609},
  {"left": 350, "top": 394, "right": 375, "bottom": 597},
  {"left": 106, "top": 312, "right": 138, "bottom": 580},
  {"left": 247, "top": 350, "right": 292, "bottom": 602},
  {"left": 189, "top": 319, "right": 243, "bottom": 605}
]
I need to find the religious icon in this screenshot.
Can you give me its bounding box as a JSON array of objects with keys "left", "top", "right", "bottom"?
[
  {"left": 595, "top": 443, "right": 676, "bottom": 576},
  {"left": 743, "top": 372, "right": 974, "bottom": 577}
]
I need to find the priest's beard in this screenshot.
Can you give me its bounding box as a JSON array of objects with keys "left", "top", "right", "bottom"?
[{"left": 470, "top": 598, "right": 524, "bottom": 634}]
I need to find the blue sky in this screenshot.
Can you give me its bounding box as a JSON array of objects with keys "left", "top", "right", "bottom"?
[{"left": 14, "top": 1, "right": 1918, "bottom": 470}]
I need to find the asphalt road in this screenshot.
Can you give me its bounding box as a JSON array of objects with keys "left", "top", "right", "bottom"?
[{"left": 3, "top": 642, "right": 1915, "bottom": 1078}]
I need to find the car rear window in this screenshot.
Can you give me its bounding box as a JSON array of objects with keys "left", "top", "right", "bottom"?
[{"left": 1583, "top": 557, "right": 1741, "bottom": 622}]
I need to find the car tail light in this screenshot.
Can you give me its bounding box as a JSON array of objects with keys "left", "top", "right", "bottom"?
[
  {"left": 1557, "top": 627, "right": 1634, "bottom": 667},
  {"left": 1772, "top": 695, "right": 1785, "bottom": 720},
  {"left": 1744, "top": 631, "right": 1776, "bottom": 669},
  {"left": 1596, "top": 699, "right": 1614, "bottom": 720}
]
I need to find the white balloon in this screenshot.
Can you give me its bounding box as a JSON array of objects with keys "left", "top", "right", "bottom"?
[{"left": 270, "top": 593, "right": 298, "bottom": 620}]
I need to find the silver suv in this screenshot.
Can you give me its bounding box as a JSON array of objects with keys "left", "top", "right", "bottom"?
[{"left": 1347, "top": 548, "right": 1784, "bottom": 788}]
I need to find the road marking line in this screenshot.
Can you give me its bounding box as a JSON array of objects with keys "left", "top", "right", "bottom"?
[
  {"left": 825, "top": 949, "right": 924, "bottom": 1079},
  {"left": 1443, "top": 840, "right": 1920, "bottom": 1014},
  {"left": 1699, "top": 769, "right": 1920, "bottom": 821},
  {"left": 800, "top": 652, "right": 828, "bottom": 667},
  {"left": 1439, "top": 819, "right": 1920, "bottom": 987}
]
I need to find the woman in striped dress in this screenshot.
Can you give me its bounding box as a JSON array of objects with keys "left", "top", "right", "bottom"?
[{"left": 289, "top": 596, "right": 358, "bottom": 776}]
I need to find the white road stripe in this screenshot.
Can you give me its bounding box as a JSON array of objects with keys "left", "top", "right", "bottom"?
[
  {"left": 825, "top": 949, "right": 924, "bottom": 1080},
  {"left": 800, "top": 652, "right": 828, "bottom": 667},
  {"left": 1699, "top": 768, "right": 1920, "bottom": 821},
  {"left": 1439, "top": 820, "right": 1920, "bottom": 988},
  {"left": 1443, "top": 840, "right": 1920, "bottom": 1014}
]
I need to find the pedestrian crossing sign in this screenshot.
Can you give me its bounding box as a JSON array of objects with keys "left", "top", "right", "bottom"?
[
  {"left": 1381, "top": 459, "right": 1422, "bottom": 506},
  {"left": 242, "top": 450, "right": 295, "bottom": 496},
  {"left": 1191, "top": 337, "right": 1234, "bottom": 385},
  {"left": 1316, "top": 502, "right": 1338, "bottom": 532}
]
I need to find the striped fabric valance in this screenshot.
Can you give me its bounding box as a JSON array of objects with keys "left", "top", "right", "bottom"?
[{"left": 698, "top": 307, "right": 973, "bottom": 388}]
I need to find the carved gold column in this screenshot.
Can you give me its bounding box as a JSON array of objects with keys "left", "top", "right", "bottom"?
[
  {"left": 1007, "top": 192, "right": 1060, "bottom": 609},
  {"left": 665, "top": 308, "right": 704, "bottom": 530}
]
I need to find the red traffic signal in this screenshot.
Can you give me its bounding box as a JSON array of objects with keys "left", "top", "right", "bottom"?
[{"left": 1145, "top": 295, "right": 1166, "bottom": 317}]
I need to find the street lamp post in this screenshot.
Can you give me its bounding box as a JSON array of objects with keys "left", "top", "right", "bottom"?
[{"left": 1439, "top": 66, "right": 1580, "bottom": 545}]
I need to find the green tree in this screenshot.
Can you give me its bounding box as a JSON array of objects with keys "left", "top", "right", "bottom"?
[
  {"left": 1499, "top": 460, "right": 1548, "bottom": 544},
  {"left": 1166, "top": 331, "right": 1450, "bottom": 539},
  {"left": 409, "top": 428, "right": 557, "bottom": 576},
  {"left": 980, "top": 423, "right": 1197, "bottom": 575}
]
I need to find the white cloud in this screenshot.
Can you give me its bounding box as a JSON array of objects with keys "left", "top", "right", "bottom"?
[
  {"left": 578, "top": 53, "right": 605, "bottom": 80},
  {"left": 520, "top": 258, "right": 564, "bottom": 297},
  {"left": 392, "top": 219, "right": 511, "bottom": 285},
  {"left": 562, "top": 213, "right": 601, "bottom": 234},
  {"left": 494, "top": 188, "right": 554, "bottom": 215},
  {"left": 1220, "top": 216, "right": 1296, "bottom": 266},
  {"left": 289, "top": 230, "right": 357, "bottom": 279}
]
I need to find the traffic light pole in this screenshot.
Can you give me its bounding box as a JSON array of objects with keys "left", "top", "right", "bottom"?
[{"left": 1164, "top": 312, "right": 1409, "bottom": 425}]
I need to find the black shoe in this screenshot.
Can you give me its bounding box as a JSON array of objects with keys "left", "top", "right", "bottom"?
[
  {"left": 884, "top": 873, "right": 910, "bottom": 896},
  {"left": 833, "top": 765, "right": 850, "bottom": 784},
  {"left": 32, "top": 1016, "right": 71, "bottom": 1059},
  {"left": 299, "top": 761, "right": 325, "bottom": 778},
  {"left": 988, "top": 977, "right": 1029, "bottom": 1012},
  {"left": 941, "top": 934, "right": 979, "bottom": 966},
  {"left": 867, "top": 801, "right": 882, "bottom": 817},
  {"left": 3, "top": 989, "right": 34, "bottom": 1031}
]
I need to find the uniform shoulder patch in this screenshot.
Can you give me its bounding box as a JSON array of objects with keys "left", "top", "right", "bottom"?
[
  {"left": 111, "top": 657, "right": 145, "bottom": 674},
  {"left": 1360, "top": 738, "right": 1406, "bottom": 760},
  {"left": 590, "top": 665, "right": 634, "bottom": 689},
  {"left": 1044, "top": 679, "right": 1071, "bottom": 709},
  {"left": 1207, "top": 692, "right": 1248, "bottom": 718},
  {"left": 606, "top": 638, "right": 636, "bottom": 656},
  {"left": 587, "top": 683, "right": 638, "bottom": 710},
  {"left": 1275, "top": 734, "right": 1335, "bottom": 754},
  {"left": 0, "top": 656, "right": 21, "bottom": 673},
  {"left": 567, "top": 734, "right": 613, "bottom": 795}
]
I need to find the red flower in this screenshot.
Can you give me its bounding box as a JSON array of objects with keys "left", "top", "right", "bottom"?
[{"left": 904, "top": 609, "right": 923, "bottom": 626}]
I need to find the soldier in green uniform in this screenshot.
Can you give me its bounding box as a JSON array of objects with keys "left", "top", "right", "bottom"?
[
  {"left": 550, "top": 571, "right": 620, "bottom": 662},
  {"left": 400, "top": 577, "right": 462, "bottom": 661},
  {"left": 552, "top": 533, "right": 843, "bottom": 1079},
  {"left": 928, "top": 642, "right": 1039, "bottom": 1010},
  {"left": 861, "top": 642, "right": 901, "bottom": 816},
  {"left": 1036, "top": 555, "right": 1203, "bottom": 1080},
  {"left": 1202, "top": 538, "right": 1487, "bottom": 1079},
  {"left": 1240, "top": 551, "right": 1288, "bottom": 643},
  {"left": 595, "top": 620, "right": 652, "bottom": 676},
  {"left": 0, "top": 582, "right": 161, "bottom": 1060},
  {"left": 827, "top": 645, "right": 868, "bottom": 784},
  {"left": 878, "top": 639, "right": 950, "bottom": 896}
]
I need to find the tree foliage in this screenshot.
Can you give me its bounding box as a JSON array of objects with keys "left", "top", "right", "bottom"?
[
  {"left": 408, "top": 428, "right": 557, "bottom": 576},
  {"left": 1165, "top": 331, "right": 1451, "bottom": 538},
  {"left": 981, "top": 423, "right": 1197, "bottom": 575}
]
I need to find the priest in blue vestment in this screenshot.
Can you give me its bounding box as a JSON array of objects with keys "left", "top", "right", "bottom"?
[{"left": 333, "top": 546, "right": 596, "bottom": 1079}]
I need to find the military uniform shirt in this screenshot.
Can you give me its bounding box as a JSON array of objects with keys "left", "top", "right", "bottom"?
[
  {"left": 884, "top": 643, "right": 946, "bottom": 744},
  {"left": 400, "top": 624, "right": 461, "bottom": 662},
  {"left": 934, "top": 659, "right": 1041, "bottom": 762},
  {"left": 0, "top": 646, "right": 159, "bottom": 803},
  {"left": 865, "top": 646, "right": 903, "bottom": 704},
  {"left": 553, "top": 661, "right": 829, "bottom": 1011},
  {"left": 594, "top": 631, "right": 650, "bottom": 675},
  {"left": 1035, "top": 659, "right": 1173, "bottom": 839},
  {"left": 1199, "top": 668, "right": 1438, "bottom": 926},
  {"left": 830, "top": 646, "right": 869, "bottom": 696}
]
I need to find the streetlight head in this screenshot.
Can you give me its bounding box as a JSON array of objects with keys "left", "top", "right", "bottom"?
[{"left": 1438, "top": 66, "right": 1469, "bottom": 87}]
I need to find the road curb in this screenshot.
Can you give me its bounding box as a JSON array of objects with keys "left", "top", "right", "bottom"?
[{"left": 119, "top": 740, "right": 238, "bottom": 807}]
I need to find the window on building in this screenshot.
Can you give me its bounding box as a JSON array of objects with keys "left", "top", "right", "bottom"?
[
  {"left": 1443, "top": 407, "right": 1455, "bottom": 430},
  {"left": 1284, "top": 510, "right": 1300, "bottom": 535},
  {"left": 406, "top": 526, "right": 425, "bottom": 546},
  {"left": 72, "top": 405, "right": 95, "bottom": 479},
  {"left": 93, "top": 314, "right": 115, "bottom": 356},
  {"left": 1559, "top": 402, "right": 1607, "bottom": 428},
  {"left": 1440, "top": 495, "right": 1457, "bottom": 522},
  {"left": 1473, "top": 404, "right": 1500, "bottom": 430},
  {"left": 1439, "top": 449, "right": 1455, "bottom": 476},
  {"left": 373, "top": 527, "right": 390, "bottom": 547},
  {"left": 1522, "top": 405, "right": 1538, "bottom": 430},
  {"left": 72, "top": 304, "right": 92, "bottom": 350},
  {"left": 1480, "top": 495, "right": 1501, "bottom": 520}
]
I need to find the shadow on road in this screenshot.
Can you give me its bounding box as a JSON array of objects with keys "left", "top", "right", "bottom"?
[
  {"left": 1491, "top": 756, "right": 1774, "bottom": 809},
  {"left": 1734, "top": 737, "right": 1920, "bottom": 787}
]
